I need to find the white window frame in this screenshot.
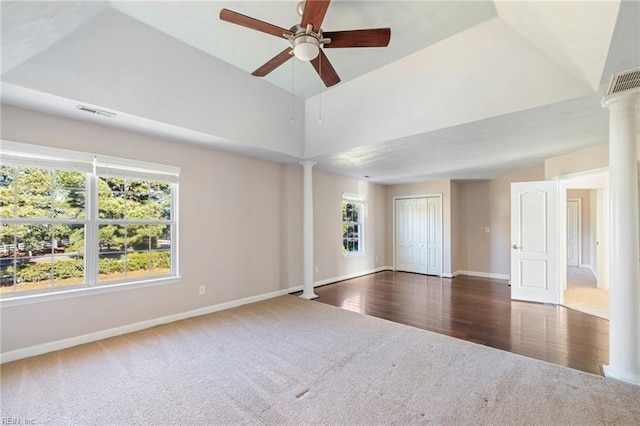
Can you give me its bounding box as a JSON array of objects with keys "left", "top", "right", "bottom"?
[
  {"left": 342, "top": 193, "right": 364, "bottom": 256},
  {"left": 0, "top": 140, "right": 181, "bottom": 305}
]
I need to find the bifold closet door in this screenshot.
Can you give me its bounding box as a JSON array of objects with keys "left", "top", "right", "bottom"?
[
  {"left": 425, "top": 196, "right": 442, "bottom": 275},
  {"left": 396, "top": 198, "right": 417, "bottom": 273},
  {"left": 396, "top": 197, "right": 441, "bottom": 275}
]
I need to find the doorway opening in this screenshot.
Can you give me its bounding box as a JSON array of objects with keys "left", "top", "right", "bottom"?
[{"left": 559, "top": 170, "right": 609, "bottom": 319}]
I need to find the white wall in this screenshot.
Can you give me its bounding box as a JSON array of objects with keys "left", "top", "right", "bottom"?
[
  {"left": 0, "top": 104, "right": 386, "bottom": 355},
  {"left": 567, "top": 189, "right": 592, "bottom": 267}
]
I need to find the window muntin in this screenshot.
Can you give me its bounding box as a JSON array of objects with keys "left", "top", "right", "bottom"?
[
  {"left": 0, "top": 142, "right": 179, "bottom": 298},
  {"left": 342, "top": 199, "right": 364, "bottom": 254}
]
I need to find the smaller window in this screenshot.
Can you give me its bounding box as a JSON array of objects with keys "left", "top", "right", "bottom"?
[{"left": 342, "top": 199, "right": 363, "bottom": 254}]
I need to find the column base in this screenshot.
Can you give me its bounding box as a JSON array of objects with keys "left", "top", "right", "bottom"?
[
  {"left": 299, "top": 292, "right": 319, "bottom": 300},
  {"left": 602, "top": 364, "right": 640, "bottom": 386}
]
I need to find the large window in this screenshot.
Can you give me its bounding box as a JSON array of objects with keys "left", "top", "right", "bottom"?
[
  {"left": 342, "top": 196, "right": 364, "bottom": 254},
  {"left": 0, "top": 141, "right": 179, "bottom": 298}
]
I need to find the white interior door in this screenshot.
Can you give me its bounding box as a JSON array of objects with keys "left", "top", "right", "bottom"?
[
  {"left": 511, "top": 181, "right": 559, "bottom": 304},
  {"left": 566, "top": 199, "right": 580, "bottom": 267}
]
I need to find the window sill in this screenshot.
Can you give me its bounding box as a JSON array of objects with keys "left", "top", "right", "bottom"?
[
  {"left": 343, "top": 252, "right": 365, "bottom": 258},
  {"left": 0, "top": 276, "right": 182, "bottom": 308}
]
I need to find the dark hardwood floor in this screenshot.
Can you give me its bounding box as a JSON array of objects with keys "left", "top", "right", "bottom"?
[{"left": 299, "top": 271, "right": 609, "bottom": 376}]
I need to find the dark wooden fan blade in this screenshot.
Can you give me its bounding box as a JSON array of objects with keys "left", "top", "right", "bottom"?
[
  {"left": 220, "top": 9, "right": 293, "bottom": 39},
  {"left": 252, "top": 48, "right": 294, "bottom": 77},
  {"left": 310, "top": 50, "right": 340, "bottom": 87},
  {"left": 323, "top": 28, "right": 391, "bottom": 48},
  {"left": 301, "top": 0, "right": 331, "bottom": 30}
]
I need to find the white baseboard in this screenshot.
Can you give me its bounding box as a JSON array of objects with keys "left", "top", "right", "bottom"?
[
  {"left": 313, "top": 266, "right": 392, "bottom": 287},
  {"left": 579, "top": 264, "right": 597, "bottom": 278},
  {"left": 0, "top": 286, "right": 301, "bottom": 364},
  {"left": 1, "top": 267, "right": 396, "bottom": 364},
  {"left": 453, "top": 270, "right": 510, "bottom": 281}
]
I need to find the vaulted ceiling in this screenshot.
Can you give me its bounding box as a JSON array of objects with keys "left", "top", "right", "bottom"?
[{"left": 2, "top": 1, "right": 639, "bottom": 184}]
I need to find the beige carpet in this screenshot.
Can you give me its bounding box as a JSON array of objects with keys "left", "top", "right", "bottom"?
[
  {"left": 564, "top": 267, "right": 609, "bottom": 320},
  {"left": 2, "top": 295, "right": 639, "bottom": 425}
]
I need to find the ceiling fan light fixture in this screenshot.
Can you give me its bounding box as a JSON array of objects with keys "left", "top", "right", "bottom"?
[
  {"left": 292, "top": 35, "right": 319, "bottom": 61},
  {"left": 220, "top": 2, "right": 390, "bottom": 87}
]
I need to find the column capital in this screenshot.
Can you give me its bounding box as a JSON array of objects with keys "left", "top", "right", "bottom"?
[
  {"left": 300, "top": 161, "right": 317, "bottom": 170},
  {"left": 602, "top": 89, "right": 640, "bottom": 111}
]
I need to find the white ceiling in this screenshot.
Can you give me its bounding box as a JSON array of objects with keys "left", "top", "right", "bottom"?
[
  {"left": 1, "top": 1, "right": 498, "bottom": 99},
  {"left": 1, "top": 1, "right": 639, "bottom": 184}
]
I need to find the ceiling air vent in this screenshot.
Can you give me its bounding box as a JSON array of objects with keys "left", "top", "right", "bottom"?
[
  {"left": 77, "top": 105, "right": 116, "bottom": 118},
  {"left": 606, "top": 68, "right": 640, "bottom": 95}
]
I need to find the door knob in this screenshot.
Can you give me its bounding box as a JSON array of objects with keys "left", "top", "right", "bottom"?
[{"left": 512, "top": 244, "right": 521, "bottom": 249}]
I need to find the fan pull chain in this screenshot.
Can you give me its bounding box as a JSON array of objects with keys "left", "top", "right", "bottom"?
[
  {"left": 318, "top": 54, "right": 322, "bottom": 124},
  {"left": 290, "top": 55, "right": 295, "bottom": 122}
]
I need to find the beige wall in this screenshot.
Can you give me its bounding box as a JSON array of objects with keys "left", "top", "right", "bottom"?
[
  {"left": 545, "top": 144, "right": 608, "bottom": 179},
  {"left": 457, "top": 181, "right": 491, "bottom": 274},
  {"left": 313, "top": 171, "right": 387, "bottom": 281},
  {"left": 0, "top": 105, "right": 387, "bottom": 354},
  {"left": 545, "top": 138, "right": 640, "bottom": 179},
  {"left": 279, "top": 165, "right": 303, "bottom": 288},
  {"left": 450, "top": 182, "right": 461, "bottom": 273},
  {"left": 456, "top": 168, "right": 545, "bottom": 277},
  {"left": 567, "top": 189, "right": 592, "bottom": 266},
  {"left": 384, "top": 168, "right": 544, "bottom": 279}
]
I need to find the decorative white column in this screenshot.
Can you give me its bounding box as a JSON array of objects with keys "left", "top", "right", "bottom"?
[
  {"left": 602, "top": 91, "right": 640, "bottom": 386},
  {"left": 300, "top": 161, "right": 318, "bottom": 299}
]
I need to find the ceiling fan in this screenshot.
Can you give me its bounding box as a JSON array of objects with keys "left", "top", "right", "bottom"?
[{"left": 219, "top": 0, "right": 391, "bottom": 87}]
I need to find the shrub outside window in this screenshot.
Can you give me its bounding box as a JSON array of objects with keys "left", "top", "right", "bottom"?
[{"left": 0, "top": 141, "right": 179, "bottom": 298}]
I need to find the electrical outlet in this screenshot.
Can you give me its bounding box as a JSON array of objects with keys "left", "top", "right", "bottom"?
[
  {"left": 485, "top": 227, "right": 490, "bottom": 233},
  {"left": 315, "top": 265, "right": 319, "bottom": 273},
  {"left": 199, "top": 285, "right": 205, "bottom": 295},
  {"left": 375, "top": 256, "right": 379, "bottom": 262}
]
